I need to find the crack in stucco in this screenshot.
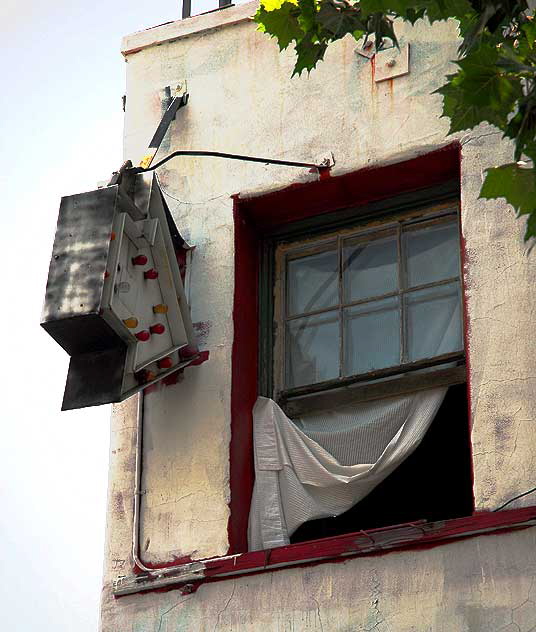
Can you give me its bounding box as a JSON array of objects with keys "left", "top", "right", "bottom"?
[
  {"left": 495, "top": 619, "right": 522, "bottom": 632},
  {"left": 460, "top": 130, "right": 501, "bottom": 146},
  {"left": 471, "top": 316, "right": 517, "bottom": 329},
  {"left": 473, "top": 449, "right": 498, "bottom": 457},
  {"left": 507, "top": 420, "right": 521, "bottom": 461},
  {"left": 156, "top": 595, "right": 193, "bottom": 632},
  {"left": 146, "top": 492, "right": 199, "bottom": 510},
  {"left": 310, "top": 595, "right": 324, "bottom": 632},
  {"left": 212, "top": 581, "right": 236, "bottom": 631},
  {"left": 494, "top": 576, "right": 536, "bottom": 632},
  {"left": 480, "top": 377, "right": 536, "bottom": 388},
  {"left": 364, "top": 569, "right": 385, "bottom": 632}
]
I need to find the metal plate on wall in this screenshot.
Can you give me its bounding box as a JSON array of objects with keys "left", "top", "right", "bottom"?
[{"left": 374, "top": 43, "right": 410, "bottom": 83}]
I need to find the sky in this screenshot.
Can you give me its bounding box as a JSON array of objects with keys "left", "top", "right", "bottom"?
[{"left": 0, "top": 0, "right": 228, "bottom": 629}]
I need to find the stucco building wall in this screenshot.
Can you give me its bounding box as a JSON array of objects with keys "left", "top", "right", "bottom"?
[{"left": 100, "top": 4, "right": 536, "bottom": 630}]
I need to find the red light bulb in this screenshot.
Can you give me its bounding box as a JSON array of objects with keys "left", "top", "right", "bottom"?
[
  {"left": 135, "top": 330, "right": 150, "bottom": 342},
  {"left": 135, "top": 369, "right": 156, "bottom": 383},
  {"left": 132, "top": 254, "right": 148, "bottom": 266},
  {"left": 179, "top": 345, "right": 199, "bottom": 359},
  {"left": 150, "top": 323, "right": 165, "bottom": 335},
  {"left": 158, "top": 357, "right": 173, "bottom": 369},
  {"left": 144, "top": 268, "right": 159, "bottom": 280}
]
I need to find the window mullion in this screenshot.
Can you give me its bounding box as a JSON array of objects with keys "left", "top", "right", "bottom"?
[{"left": 397, "top": 224, "right": 406, "bottom": 364}]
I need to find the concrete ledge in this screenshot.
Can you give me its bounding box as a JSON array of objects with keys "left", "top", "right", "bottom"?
[{"left": 121, "top": 1, "right": 259, "bottom": 56}]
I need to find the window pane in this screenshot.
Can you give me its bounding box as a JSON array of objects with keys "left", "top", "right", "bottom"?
[
  {"left": 344, "top": 297, "right": 400, "bottom": 375},
  {"left": 403, "top": 220, "right": 460, "bottom": 288},
  {"left": 286, "top": 311, "right": 339, "bottom": 388},
  {"left": 405, "top": 282, "right": 463, "bottom": 362},
  {"left": 343, "top": 231, "right": 398, "bottom": 302},
  {"left": 286, "top": 247, "right": 338, "bottom": 316}
]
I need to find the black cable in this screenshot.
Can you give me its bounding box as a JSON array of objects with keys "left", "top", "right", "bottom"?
[
  {"left": 155, "top": 172, "right": 227, "bottom": 206},
  {"left": 131, "top": 150, "right": 331, "bottom": 173},
  {"left": 493, "top": 486, "right": 536, "bottom": 512}
]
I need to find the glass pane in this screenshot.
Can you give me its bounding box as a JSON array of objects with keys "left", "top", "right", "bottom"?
[
  {"left": 403, "top": 219, "right": 460, "bottom": 288},
  {"left": 343, "top": 231, "right": 398, "bottom": 302},
  {"left": 406, "top": 282, "right": 463, "bottom": 362},
  {"left": 344, "top": 297, "right": 400, "bottom": 375},
  {"left": 286, "top": 246, "right": 338, "bottom": 316},
  {"left": 286, "top": 311, "right": 339, "bottom": 388}
]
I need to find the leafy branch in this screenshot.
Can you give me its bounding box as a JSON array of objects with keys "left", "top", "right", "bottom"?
[{"left": 254, "top": 0, "right": 536, "bottom": 244}]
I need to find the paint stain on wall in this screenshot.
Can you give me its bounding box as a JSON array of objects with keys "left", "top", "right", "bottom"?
[
  {"left": 112, "top": 491, "right": 126, "bottom": 520},
  {"left": 193, "top": 320, "right": 211, "bottom": 346}
]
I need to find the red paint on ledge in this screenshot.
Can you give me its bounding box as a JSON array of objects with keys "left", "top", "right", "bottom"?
[
  {"left": 119, "top": 505, "right": 536, "bottom": 597},
  {"left": 237, "top": 144, "right": 460, "bottom": 233}
]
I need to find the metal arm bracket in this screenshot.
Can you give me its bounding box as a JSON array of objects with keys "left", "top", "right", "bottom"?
[{"left": 139, "top": 82, "right": 189, "bottom": 169}]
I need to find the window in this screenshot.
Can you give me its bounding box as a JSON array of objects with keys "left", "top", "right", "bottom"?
[
  {"left": 257, "top": 196, "right": 473, "bottom": 546},
  {"left": 229, "top": 145, "right": 470, "bottom": 555},
  {"left": 273, "top": 206, "right": 465, "bottom": 403}
]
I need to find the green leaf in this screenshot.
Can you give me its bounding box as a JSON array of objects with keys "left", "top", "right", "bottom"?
[
  {"left": 352, "top": 27, "right": 367, "bottom": 40},
  {"left": 521, "top": 20, "right": 536, "bottom": 51},
  {"left": 359, "top": 0, "right": 473, "bottom": 23},
  {"left": 292, "top": 34, "right": 328, "bottom": 75},
  {"left": 504, "top": 91, "right": 536, "bottom": 161},
  {"left": 254, "top": 3, "right": 303, "bottom": 51},
  {"left": 316, "top": 0, "right": 365, "bottom": 40},
  {"left": 259, "top": 0, "right": 297, "bottom": 10},
  {"left": 458, "top": 3, "right": 499, "bottom": 55},
  {"left": 435, "top": 43, "right": 522, "bottom": 133},
  {"left": 366, "top": 11, "right": 398, "bottom": 49},
  {"left": 297, "top": 0, "right": 319, "bottom": 32},
  {"left": 480, "top": 163, "right": 536, "bottom": 240},
  {"left": 421, "top": 0, "right": 473, "bottom": 23}
]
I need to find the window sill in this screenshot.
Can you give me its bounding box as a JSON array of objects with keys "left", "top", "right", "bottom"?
[
  {"left": 282, "top": 359, "right": 466, "bottom": 417},
  {"left": 112, "top": 505, "right": 536, "bottom": 597}
]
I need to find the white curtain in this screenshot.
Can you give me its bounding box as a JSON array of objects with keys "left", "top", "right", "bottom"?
[{"left": 247, "top": 387, "right": 447, "bottom": 551}]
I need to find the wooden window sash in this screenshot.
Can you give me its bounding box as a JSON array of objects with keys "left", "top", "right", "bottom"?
[{"left": 273, "top": 204, "right": 463, "bottom": 406}]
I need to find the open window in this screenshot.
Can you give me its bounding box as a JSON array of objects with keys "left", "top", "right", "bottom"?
[
  {"left": 248, "top": 192, "right": 473, "bottom": 551},
  {"left": 228, "top": 145, "right": 475, "bottom": 555}
]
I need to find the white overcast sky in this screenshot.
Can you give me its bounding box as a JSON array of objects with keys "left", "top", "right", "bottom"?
[{"left": 0, "top": 0, "right": 232, "bottom": 629}]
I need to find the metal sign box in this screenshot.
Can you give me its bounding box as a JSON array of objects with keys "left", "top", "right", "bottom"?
[{"left": 41, "top": 172, "right": 197, "bottom": 410}]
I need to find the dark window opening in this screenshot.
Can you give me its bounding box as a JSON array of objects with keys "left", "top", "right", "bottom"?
[{"left": 290, "top": 382, "right": 473, "bottom": 544}]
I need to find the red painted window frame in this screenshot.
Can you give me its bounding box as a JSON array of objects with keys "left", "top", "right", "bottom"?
[{"left": 229, "top": 143, "right": 466, "bottom": 554}]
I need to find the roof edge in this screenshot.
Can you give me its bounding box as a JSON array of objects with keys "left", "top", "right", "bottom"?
[{"left": 121, "top": 1, "right": 258, "bottom": 57}]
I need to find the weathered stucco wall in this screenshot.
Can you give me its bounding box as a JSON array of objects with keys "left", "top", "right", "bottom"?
[
  {"left": 101, "top": 3, "right": 536, "bottom": 629},
  {"left": 104, "top": 527, "right": 536, "bottom": 631}
]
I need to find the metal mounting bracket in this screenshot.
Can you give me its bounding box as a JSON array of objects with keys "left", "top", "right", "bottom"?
[
  {"left": 139, "top": 82, "right": 189, "bottom": 169},
  {"left": 374, "top": 43, "right": 410, "bottom": 83}
]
